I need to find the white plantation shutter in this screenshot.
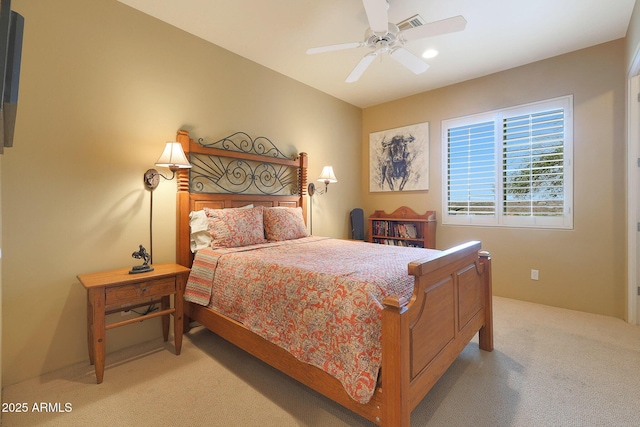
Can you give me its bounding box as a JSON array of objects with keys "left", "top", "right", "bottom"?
[
  {"left": 502, "top": 109, "right": 565, "bottom": 217},
  {"left": 447, "top": 121, "right": 496, "bottom": 217},
  {"left": 442, "top": 96, "right": 573, "bottom": 229}
]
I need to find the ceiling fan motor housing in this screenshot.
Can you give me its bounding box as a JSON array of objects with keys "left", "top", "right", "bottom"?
[{"left": 365, "top": 23, "right": 401, "bottom": 52}]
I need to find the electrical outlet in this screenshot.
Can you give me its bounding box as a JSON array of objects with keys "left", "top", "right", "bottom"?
[
  {"left": 120, "top": 303, "right": 132, "bottom": 316},
  {"left": 531, "top": 269, "right": 539, "bottom": 281}
]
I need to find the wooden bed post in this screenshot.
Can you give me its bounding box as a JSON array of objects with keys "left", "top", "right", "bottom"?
[
  {"left": 381, "top": 296, "right": 411, "bottom": 427},
  {"left": 478, "top": 251, "right": 493, "bottom": 351},
  {"left": 299, "top": 152, "right": 308, "bottom": 225},
  {"left": 175, "top": 130, "right": 191, "bottom": 268}
]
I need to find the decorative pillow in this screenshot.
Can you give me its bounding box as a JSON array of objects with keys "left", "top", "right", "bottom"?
[
  {"left": 189, "top": 210, "right": 212, "bottom": 252},
  {"left": 264, "top": 206, "right": 309, "bottom": 241},
  {"left": 204, "top": 206, "right": 267, "bottom": 248}
]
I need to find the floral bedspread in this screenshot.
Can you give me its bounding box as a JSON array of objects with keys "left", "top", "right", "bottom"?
[{"left": 184, "top": 236, "right": 439, "bottom": 404}]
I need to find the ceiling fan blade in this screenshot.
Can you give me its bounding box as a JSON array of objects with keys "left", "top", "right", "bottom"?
[
  {"left": 306, "top": 42, "right": 363, "bottom": 55},
  {"left": 402, "top": 15, "right": 467, "bottom": 42},
  {"left": 362, "top": 0, "right": 388, "bottom": 34},
  {"left": 346, "top": 52, "right": 378, "bottom": 83},
  {"left": 390, "top": 47, "right": 430, "bottom": 74}
]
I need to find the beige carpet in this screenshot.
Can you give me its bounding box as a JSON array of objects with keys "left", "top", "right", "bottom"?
[{"left": 2, "top": 296, "right": 639, "bottom": 427}]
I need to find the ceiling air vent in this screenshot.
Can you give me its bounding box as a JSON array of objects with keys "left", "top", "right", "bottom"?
[{"left": 397, "top": 14, "right": 426, "bottom": 31}]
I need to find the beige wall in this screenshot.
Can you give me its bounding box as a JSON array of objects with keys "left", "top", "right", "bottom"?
[
  {"left": 627, "top": 0, "right": 640, "bottom": 73},
  {"left": 1, "top": 0, "right": 361, "bottom": 385},
  {"left": 362, "top": 40, "right": 627, "bottom": 319}
]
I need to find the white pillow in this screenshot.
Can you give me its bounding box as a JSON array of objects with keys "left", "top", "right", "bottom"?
[
  {"left": 189, "top": 210, "right": 211, "bottom": 252},
  {"left": 189, "top": 204, "right": 255, "bottom": 252}
]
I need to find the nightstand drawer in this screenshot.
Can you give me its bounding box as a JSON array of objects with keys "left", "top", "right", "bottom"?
[{"left": 105, "top": 277, "right": 176, "bottom": 306}]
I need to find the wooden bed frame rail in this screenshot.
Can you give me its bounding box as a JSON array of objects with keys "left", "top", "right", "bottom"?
[{"left": 173, "top": 130, "right": 493, "bottom": 427}]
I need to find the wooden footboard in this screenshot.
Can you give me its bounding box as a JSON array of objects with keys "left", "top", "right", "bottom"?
[
  {"left": 180, "top": 241, "right": 492, "bottom": 427},
  {"left": 381, "top": 241, "right": 492, "bottom": 426}
]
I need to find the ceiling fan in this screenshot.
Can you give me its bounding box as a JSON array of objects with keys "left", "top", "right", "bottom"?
[{"left": 306, "top": 0, "right": 467, "bottom": 83}]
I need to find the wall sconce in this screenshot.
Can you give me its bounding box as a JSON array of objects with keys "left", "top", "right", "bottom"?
[
  {"left": 308, "top": 165, "right": 338, "bottom": 196},
  {"left": 142, "top": 142, "right": 192, "bottom": 264},
  {"left": 143, "top": 142, "right": 192, "bottom": 191},
  {"left": 308, "top": 166, "right": 338, "bottom": 235}
]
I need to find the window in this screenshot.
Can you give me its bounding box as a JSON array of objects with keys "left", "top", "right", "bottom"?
[{"left": 442, "top": 96, "right": 573, "bottom": 229}]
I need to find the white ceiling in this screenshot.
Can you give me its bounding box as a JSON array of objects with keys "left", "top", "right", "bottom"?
[{"left": 117, "top": 0, "right": 636, "bottom": 108}]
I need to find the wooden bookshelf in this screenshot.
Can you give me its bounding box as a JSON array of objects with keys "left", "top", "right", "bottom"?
[{"left": 368, "top": 206, "right": 436, "bottom": 249}]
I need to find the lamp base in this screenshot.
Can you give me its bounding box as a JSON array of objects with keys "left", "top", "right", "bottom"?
[
  {"left": 129, "top": 265, "right": 154, "bottom": 274},
  {"left": 144, "top": 169, "right": 160, "bottom": 191}
]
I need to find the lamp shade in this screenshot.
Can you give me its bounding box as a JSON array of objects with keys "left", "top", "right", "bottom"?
[
  {"left": 155, "top": 142, "right": 192, "bottom": 171},
  {"left": 317, "top": 166, "right": 337, "bottom": 183}
]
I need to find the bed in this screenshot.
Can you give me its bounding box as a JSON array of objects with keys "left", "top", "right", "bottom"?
[{"left": 173, "top": 129, "right": 493, "bottom": 427}]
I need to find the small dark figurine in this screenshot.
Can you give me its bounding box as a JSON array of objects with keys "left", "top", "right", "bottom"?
[{"left": 129, "top": 244, "right": 153, "bottom": 274}]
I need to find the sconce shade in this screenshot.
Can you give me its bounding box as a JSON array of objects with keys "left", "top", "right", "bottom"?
[
  {"left": 317, "top": 166, "right": 337, "bottom": 183},
  {"left": 155, "top": 142, "right": 192, "bottom": 171},
  {"left": 308, "top": 165, "right": 338, "bottom": 233},
  {"left": 308, "top": 165, "right": 337, "bottom": 197}
]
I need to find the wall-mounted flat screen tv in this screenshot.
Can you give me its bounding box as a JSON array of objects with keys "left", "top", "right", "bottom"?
[{"left": 0, "top": 0, "right": 24, "bottom": 152}]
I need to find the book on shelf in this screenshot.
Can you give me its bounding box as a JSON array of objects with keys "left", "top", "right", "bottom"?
[
  {"left": 404, "top": 223, "right": 417, "bottom": 239},
  {"left": 373, "top": 238, "right": 424, "bottom": 248},
  {"left": 373, "top": 221, "right": 418, "bottom": 239}
]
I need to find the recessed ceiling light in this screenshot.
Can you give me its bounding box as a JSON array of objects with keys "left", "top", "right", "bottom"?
[{"left": 422, "top": 49, "right": 439, "bottom": 59}]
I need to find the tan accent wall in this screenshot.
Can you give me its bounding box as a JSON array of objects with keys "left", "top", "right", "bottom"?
[
  {"left": 627, "top": 0, "right": 640, "bottom": 73},
  {"left": 1, "top": 0, "right": 361, "bottom": 385},
  {"left": 362, "top": 40, "right": 627, "bottom": 319}
]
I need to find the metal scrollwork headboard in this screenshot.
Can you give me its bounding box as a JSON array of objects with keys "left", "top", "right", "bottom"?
[
  {"left": 197, "top": 131, "right": 290, "bottom": 160},
  {"left": 174, "top": 129, "right": 308, "bottom": 268},
  {"left": 189, "top": 132, "right": 299, "bottom": 195}
]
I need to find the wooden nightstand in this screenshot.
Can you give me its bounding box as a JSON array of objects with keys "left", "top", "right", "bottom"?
[{"left": 77, "top": 263, "right": 191, "bottom": 384}]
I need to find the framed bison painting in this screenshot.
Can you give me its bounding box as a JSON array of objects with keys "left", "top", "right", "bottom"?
[{"left": 369, "top": 122, "right": 429, "bottom": 192}]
